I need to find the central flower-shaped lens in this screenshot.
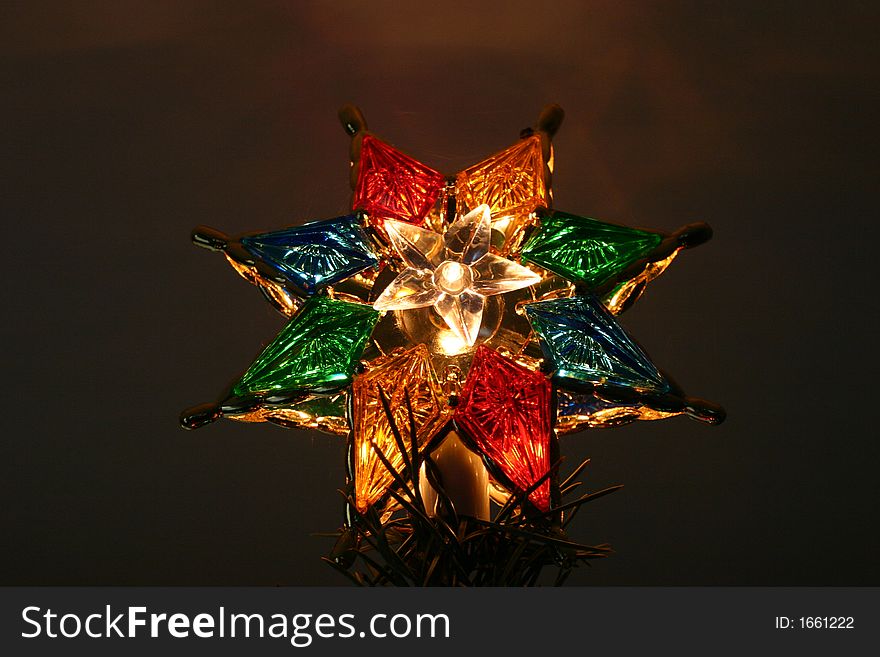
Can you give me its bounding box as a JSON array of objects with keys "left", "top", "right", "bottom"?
[
  {"left": 433, "top": 260, "right": 472, "bottom": 295},
  {"left": 373, "top": 204, "right": 542, "bottom": 347}
]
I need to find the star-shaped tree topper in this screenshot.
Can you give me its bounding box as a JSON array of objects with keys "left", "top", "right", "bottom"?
[{"left": 181, "top": 104, "right": 724, "bottom": 515}]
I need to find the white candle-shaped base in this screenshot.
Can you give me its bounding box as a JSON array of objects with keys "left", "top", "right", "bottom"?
[{"left": 419, "top": 430, "right": 490, "bottom": 520}]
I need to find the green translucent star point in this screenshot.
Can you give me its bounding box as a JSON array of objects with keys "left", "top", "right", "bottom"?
[
  {"left": 233, "top": 296, "right": 379, "bottom": 397},
  {"left": 521, "top": 210, "right": 662, "bottom": 288}
]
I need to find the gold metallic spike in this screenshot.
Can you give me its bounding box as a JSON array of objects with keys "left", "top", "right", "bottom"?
[
  {"left": 225, "top": 392, "right": 349, "bottom": 436},
  {"left": 224, "top": 255, "right": 302, "bottom": 316},
  {"left": 603, "top": 249, "right": 681, "bottom": 315},
  {"left": 555, "top": 405, "right": 680, "bottom": 434},
  {"left": 352, "top": 344, "right": 453, "bottom": 512}
]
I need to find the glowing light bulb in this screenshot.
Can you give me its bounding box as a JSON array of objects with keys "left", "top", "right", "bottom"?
[
  {"left": 442, "top": 261, "right": 463, "bottom": 281},
  {"left": 433, "top": 260, "right": 472, "bottom": 295},
  {"left": 438, "top": 330, "right": 467, "bottom": 356}
]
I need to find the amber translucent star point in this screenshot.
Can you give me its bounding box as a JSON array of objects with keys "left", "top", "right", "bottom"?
[{"left": 352, "top": 344, "right": 453, "bottom": 511}]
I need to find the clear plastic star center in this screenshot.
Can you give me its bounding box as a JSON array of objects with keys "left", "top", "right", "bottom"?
[{"left": 373, "top": 204, "right": 542, "bottom": 347}]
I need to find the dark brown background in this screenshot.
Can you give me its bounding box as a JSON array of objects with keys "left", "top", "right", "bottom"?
[{"left": 2, "top": 1, "right": 877, "bottom": 584}]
